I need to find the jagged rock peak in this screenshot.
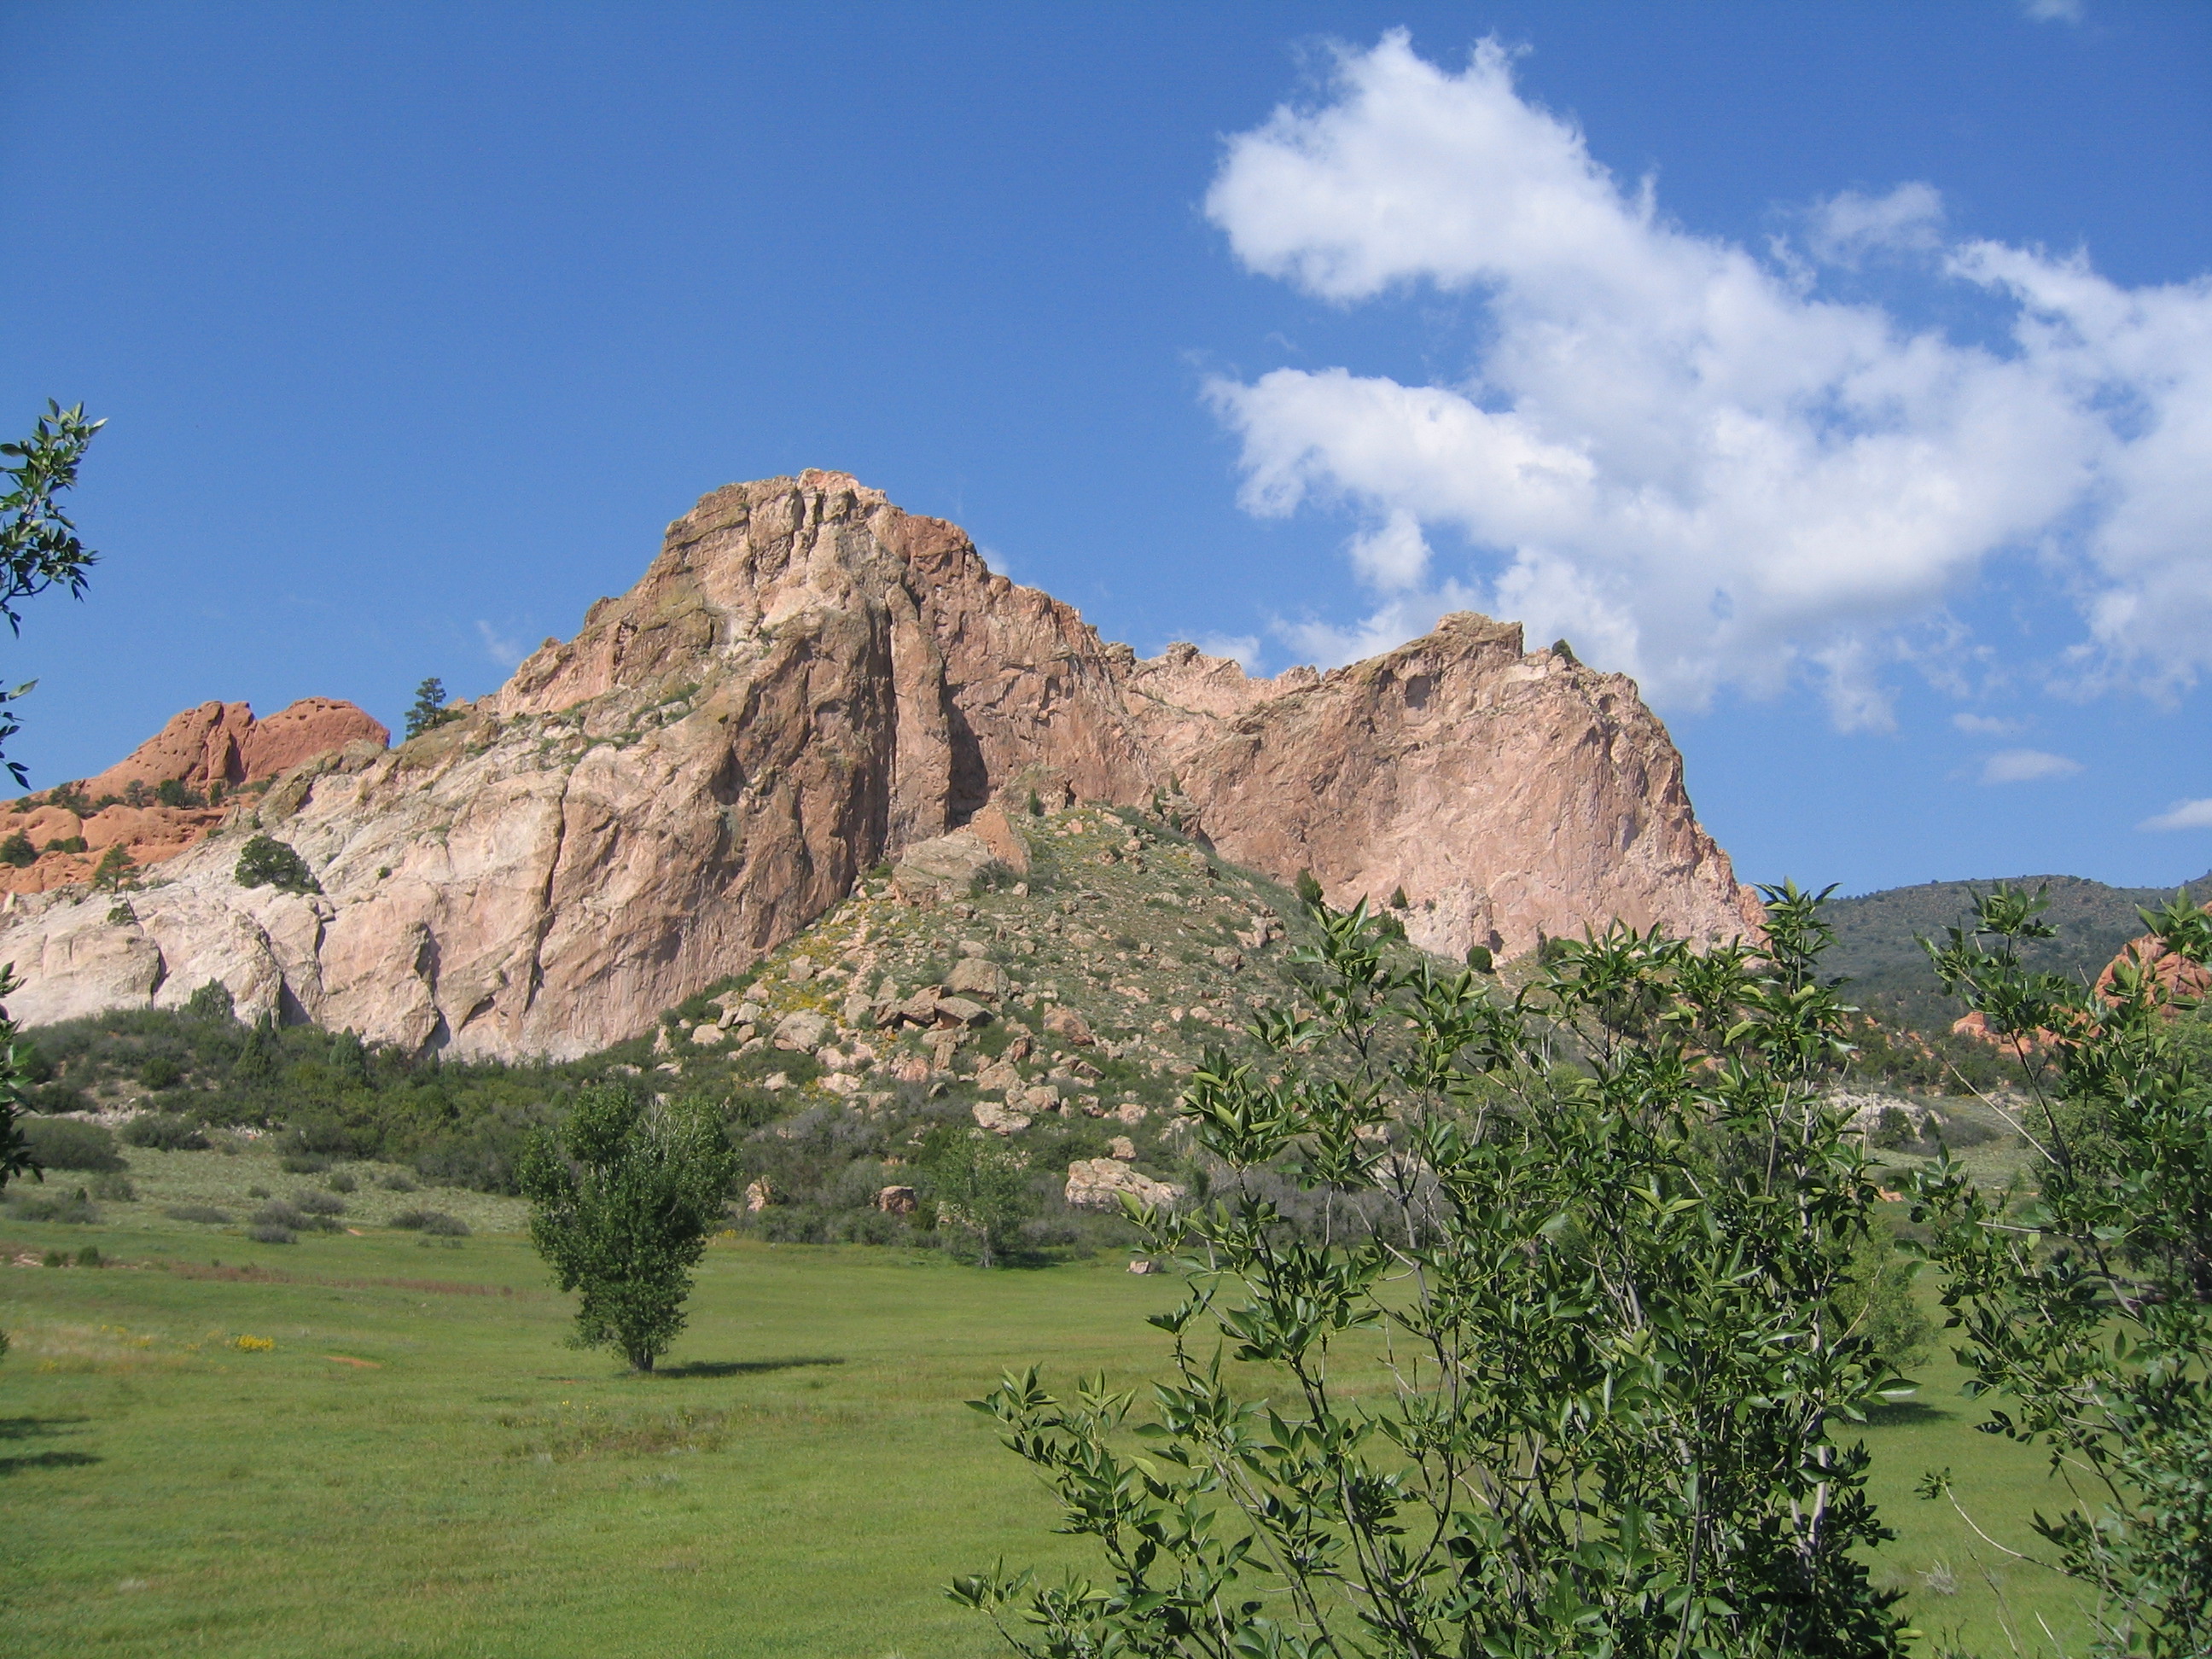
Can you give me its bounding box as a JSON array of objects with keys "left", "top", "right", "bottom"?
[{"left": 0, "top": 471, "right": 1753, "bottom": 1059}]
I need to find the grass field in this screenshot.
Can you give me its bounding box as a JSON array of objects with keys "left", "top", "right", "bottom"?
[{"left": 3, "top": 1148, "right": 2105, "bottom": 1657}]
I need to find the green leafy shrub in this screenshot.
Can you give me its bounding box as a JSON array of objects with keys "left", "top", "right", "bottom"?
[
  {"left": 153, "top": 777, "right": 205, "bottom": 808},
  {"left": 377, "top": 1171, "right": 418, "bottom": 1192},
  {"left": 41, "top": 835, "right": 85, "bottom": 854},
  {"left": 124, "top": 1112, "right": 209, "bottom": 1150},
  {"left": 1914, "top": 886, "right": 2212, "bottom": 1656},
  {"left": 8, "top": 1188, "right": 98, "bottom": 1223},
  {"left": 247, "top": 1221, "right": 294, "bottom": 1245},
  {"left": 0, "top": 830, "right": 34, "bottom": 866},
  {"left": 90, "top": 1171, "right": 134, "bottom": 1201},
  {"left": 164, "top": 1203, "right": 230, "bottom": 1224},
  {"left": 291, "top": 1189, "right": 346, "bottom": 1217},
  {"left": 185, "top": 980, "right": 236, "bottom": 1025},
  {"left": 253, "top": 1198, "right": 335, "bottom": 1235},
  {"left": 325, "top": 1170, "right": 357, "bottom": 1193},
  {"left": 234, "top": 835, "right": 320, "bottom": 895},
  {"left": 391, "top": 1207, "right": 469, "bottom": 1237},
  {"left": 956, "top": 886, "right": 1914, "bottom": 1657},
  {"left": 22, "top": 1115, "right": 125, "bottom": 1171}
]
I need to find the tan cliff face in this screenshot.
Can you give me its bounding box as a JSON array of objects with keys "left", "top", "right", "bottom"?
[{"left": 0, "top": 471, "right": 1753, "bottom": 1057}]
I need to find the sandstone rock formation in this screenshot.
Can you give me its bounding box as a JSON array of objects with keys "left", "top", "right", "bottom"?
[
  {"left": 0, "top": 471, "right": 1750, "bottom": 1057},
  {"left": 79, "top": 698, "right": 388, "bottom": 802},
  {"left": 0, "top": 699, "right": 388, "bottom": 898},
  {"left": 2098, "top": 902, "right": 2212, "bottom": 1009}
]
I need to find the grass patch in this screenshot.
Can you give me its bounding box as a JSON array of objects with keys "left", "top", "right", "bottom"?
[{"left": 0, "top": 1212, "right": 2098, "bottom": 1657}]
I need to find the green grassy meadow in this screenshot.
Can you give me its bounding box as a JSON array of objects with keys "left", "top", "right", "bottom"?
[{"left": 3, "top": 1149, "right": 2104, "bottom": 1657}]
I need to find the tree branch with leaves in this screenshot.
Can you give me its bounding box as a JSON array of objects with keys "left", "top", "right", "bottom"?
[{"left": 954, "top": 884, "right": 1918, "bottom": 1659}]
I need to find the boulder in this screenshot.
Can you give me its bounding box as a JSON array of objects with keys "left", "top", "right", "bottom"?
[
  {"left": 1109, "top": 1135, "right": 1136, "bottom": 1161},
  {"left": 876, "top": 1185, "right": 917, "bottom": 1214},
  {"left": 967, "top": 801, "right": 1031, "bottom": 875},
  {"left": 975, "top": 1057, "right": 1022, "bottom": 1093},
  {"left": 973, "top": 1101, "right": 1032, "bottom": 1135},
  {"left": 1064, "top": 1158, "right": 1184, "bottom": 1211},
  {"left": 1044, "top": 1005, "right": 1095, "bottom": 1046},
  {"left": 893, "top": 830, "right": 996, "bottom": 899},
  {"left": 934, "top": 995, "right": 991, "bottom": 1027},
  {"left": 944, "top": 957, "right": 1007, "bottom": 1001},
  {"left": 773, "top": 1010, "right": 829, "bottom": 1051}
]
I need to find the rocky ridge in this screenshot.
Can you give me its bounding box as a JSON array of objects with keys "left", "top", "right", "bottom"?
[
  {"left": 0, "top": 699, "right": 388, "bottom": 898},
  {"left": 0, "top": 470, "right": 1752, "bottom": 1057}
]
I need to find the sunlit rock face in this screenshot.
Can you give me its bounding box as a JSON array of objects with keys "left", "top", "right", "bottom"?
[{"left": 0, "top": 471, "right": 1750, "bottom": 1057}]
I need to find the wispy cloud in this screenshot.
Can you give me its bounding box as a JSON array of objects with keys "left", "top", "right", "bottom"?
[
  {"left": 1981, "top": 748, "right": 2081, "bottom": 785},
  {"left": 2023, "top": 0, "right": 2084, "bottom": 23},
  {"left": 1807, "top": 182, "right": 1944, "bottom": 266},
  {"left": 1202, "top": 32, "right": 2211, "bottom": 726},
  {"left": 1952, "top": 712, "right": 2023, "bottom": 736},
  {"left": 476, "top": 620, "right": 527, "bottom": 669},
  {"left": 2140, "top": 796, "right": 2212, "bottom": 831}
]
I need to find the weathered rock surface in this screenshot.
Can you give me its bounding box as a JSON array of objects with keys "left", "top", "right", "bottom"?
[
  {"left": 1127, "top": 620, "right": 1752, "bottom": 960},
  {"left": 0, "top": 470, "right": 1749, "bottom": 1056},
  {"left": 1, "top": 698, "right": 388, "bottom": 896},
  {"left": 79, "top": 697, "right": 389, "bottom": 802},
  {"left": 1065, "top": 1157, "right": 1183, "bottom": 1211}
]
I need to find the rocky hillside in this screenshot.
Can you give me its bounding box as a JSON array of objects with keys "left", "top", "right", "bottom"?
[
  {"left": 1825, "top": 870, "right": 2211, "bottom": 1034},
  {"left": 0, "top": 470, "right": 1752, "bottom": 1058}
]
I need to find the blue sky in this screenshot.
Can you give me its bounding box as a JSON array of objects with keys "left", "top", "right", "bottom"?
[{"left": 3, "top": 1, "right": 2208, "bottom": 895}]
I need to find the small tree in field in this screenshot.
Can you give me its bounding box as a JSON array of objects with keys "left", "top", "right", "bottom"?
[
  {"left": 1913, "top": 886, "right": 2212, "bottom": 1657},
  {"left": 520, "top": 1086, "right": 739, "bottom": 1372},
  {"left": 922, "top": 1125, "right": 1036, "bottom": 1268},
  {"left": 954, "top": 886, "right": 1915, "bottom": 1658}
]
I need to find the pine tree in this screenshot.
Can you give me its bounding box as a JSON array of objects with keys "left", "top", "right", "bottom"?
[{"left": 404, "top": 677, "right": 458, "bottom": 739}]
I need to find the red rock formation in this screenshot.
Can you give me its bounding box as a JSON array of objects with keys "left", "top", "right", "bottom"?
[
  {"left": 76, "top": 697, "right": 387, "bottom": 800},
  {"left": 2097, "top": 902, "right": 2212, "bottom": 1010},
  {"left": 0, "top": 472, "right": 1752, "bottom": 1056},
  {"left": 0, "top": 699, "right": 388, "bottom": 895}
]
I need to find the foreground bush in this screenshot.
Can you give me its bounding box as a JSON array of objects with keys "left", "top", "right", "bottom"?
[
  {"left": 1915, "top": 887, "right": 2211, "bottom": 1657},
  {"left": 957, "top": 886, "right": 1913, "bottom": 1658}
]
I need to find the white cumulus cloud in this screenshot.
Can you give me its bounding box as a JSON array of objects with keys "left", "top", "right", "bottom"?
[
  {"left": 1202, "top": 32, "right": 2212, "bottom": 725},
  {"left": 2140, "top": 796, "right": 2212, "bottom": 831},
  {"left": 1981, "top": 748, "right": 2081, "bottom": 784}
]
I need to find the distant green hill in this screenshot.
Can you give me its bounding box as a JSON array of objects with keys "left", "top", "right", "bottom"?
[{"left": 1824, "top": 869, "right": 2211, "bottom": 1035}]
